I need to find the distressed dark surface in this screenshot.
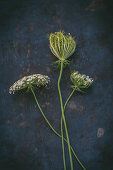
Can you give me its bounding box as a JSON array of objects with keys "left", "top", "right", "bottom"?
[{"left": 0, "top": 0, "right": 113, "bottom": 169}]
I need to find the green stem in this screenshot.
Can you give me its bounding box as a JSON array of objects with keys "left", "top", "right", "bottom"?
[
  {"left": 30, "top": 86, "right": 86, "bottom": 170},
  {"left": 64, "top": 89, "right": 76, "bottom": 110},
  {"left": 31, "top": 86, "right": 61, "bottom": 138},
  {"left": 62, "top": 88, "right": 86, "bottom": 169},
  {"left": 61, "top": 89, "right": 75, "bottom": 170},
  {"left": 61, "top": 109, "right": 66, "bottom": 170},
  {"left": 58, "top": 61, "right": 73, "bottom": 170},
  {"left": 61, "top": 89, "right": 75, "bottom": 152}
]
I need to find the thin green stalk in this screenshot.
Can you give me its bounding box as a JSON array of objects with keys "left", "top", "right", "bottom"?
[
  {"left": 30, "top": 85, "right": 66, "bottom": 170},
  {"left": 61, "top": 88, "right": 86, "bottom": 170},
  {"left": 61, "top": 89, "right": 75, "bottom": 170},
  {"left": 64, "top": 89, "right": 76, "bottom": 110},
  {"left": 61, "top": 110, "right": 66, "bottom": 170},
  {"left": 31, "top": 86, "right": 61, "bottom": 138},
  {"left": 58, "top": 61, "right": 73, "bottom": 170},
  {"left": 30, "top": 86, "right": 86, "bottom": 170}
]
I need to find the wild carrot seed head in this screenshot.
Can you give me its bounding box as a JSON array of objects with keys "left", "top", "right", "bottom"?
[{"left": 49, "top": 31, "right": 76, "bottom": 62}]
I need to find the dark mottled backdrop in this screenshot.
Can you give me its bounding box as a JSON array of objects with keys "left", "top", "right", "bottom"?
[{"left": 0, "top": 0, "right": 113, "bottom": 170}]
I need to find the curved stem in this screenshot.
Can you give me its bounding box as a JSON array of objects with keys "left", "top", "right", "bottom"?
[
  {"left": 64, "top": 89, "right": 76, "bottom": 110},
  {"left": 31, "top": 87, "right": 61, "bottom": 138},
  {"left": 61, "top": 88, "right": 86, "bottom": 169},
  {"left": 58, "top": 61, "right": 73, "bottom": 170},
  {"left": 61, "top": 89, "right": 75, "bottom": 143},
  {"left": 62, "top": 89, "right": 75, "bottom": 170},
  {"left": 30, "top": 86, "right": 86, "bottom": 170}
]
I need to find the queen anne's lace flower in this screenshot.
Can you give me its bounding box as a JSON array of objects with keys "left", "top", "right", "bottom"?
[
  {"left": 71, "top": 71, "right": 93, "bottom": 91},
  {"left": 9, "top": 74, "right": 50, "bottom": 94},
  {"left": 49, "top": 31, "right": 76, "bottom": 61}
]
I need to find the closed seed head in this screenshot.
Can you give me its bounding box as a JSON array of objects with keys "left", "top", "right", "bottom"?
[
  {"left": 9, "top": 74, "right": 50, "bottom": 94},
  {"left": 49, "top": 31, "right": 76, "bottom": 61}
]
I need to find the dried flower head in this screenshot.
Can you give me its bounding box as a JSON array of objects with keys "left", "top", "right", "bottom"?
[
  {"left": 9, "top": 74, "right": 50, "bottom": 94},
  {"left": 49, "top": 31, "right": 76, "bottom": 62},
  {"left": 70, "top": 71, "right": 93, "bottom": 92}
]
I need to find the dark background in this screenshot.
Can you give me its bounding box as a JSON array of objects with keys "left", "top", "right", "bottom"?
[{"left": 0, "top": 0, "right": 113, "bottom": 169}]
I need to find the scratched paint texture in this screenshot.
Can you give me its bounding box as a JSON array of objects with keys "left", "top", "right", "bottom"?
[{"left": 0, "top": 0, "right": 113, "bottom": 170}]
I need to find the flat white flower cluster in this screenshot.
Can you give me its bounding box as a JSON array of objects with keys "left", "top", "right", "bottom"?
[
  {"left": 9, "top": 74, "right": 50, "bottom": 94},
  {"left": 71, "top": 71, "right": 93, "bottom": 90}
]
